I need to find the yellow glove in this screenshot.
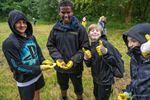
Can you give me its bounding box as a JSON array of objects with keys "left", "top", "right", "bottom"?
[
  {"left": 66, "top": 60, "right": 73, "bottom": 69},
  {"left": 42, "top": 59, "right": 52, "bottom": 65},
  {"left": 118, "top": 93, "right": 127, "bottom": 100},
  {"left": 56, "top": 59, "right": 67, "bottom": 68},
  {"left": 96, "top": 41, "right": 102, "bottom": 56},
  {"left": 40, "top": 64, "right": 56, "bottom": 71},
  {"left": 96, "top": 40, "right": 108, "bottom": 56},
  {"left": 56, "top": 59, "right": 73, "bottom": 70},
  {"left": 60, "top": 60, "right": 73, "bottom": 70},
  {"left": 82, "top": 48, "right": 92, "bottom": 59},
  {"left": 141, "top": 34, "right": 150, "bottom": 58}
]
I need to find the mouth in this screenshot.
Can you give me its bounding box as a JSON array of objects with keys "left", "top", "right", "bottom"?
[
  {"left": 63, "top": 19, "right": 70, "bottom": 24},
  {"left": 92, "top": 34, "right": 100, "bottom": 37}
]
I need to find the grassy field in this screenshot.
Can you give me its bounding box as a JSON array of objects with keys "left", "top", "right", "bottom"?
[{"left": 0, "top": 22, "right": 131, "bottom": 100}]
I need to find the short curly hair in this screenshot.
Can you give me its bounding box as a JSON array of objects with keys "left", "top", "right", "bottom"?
[{"left": 58, "top": 0, "right": 74, "bottom": 11}]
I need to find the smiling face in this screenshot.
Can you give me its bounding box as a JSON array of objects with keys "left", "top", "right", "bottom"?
[
  {"left": 127, "top": 36, "right": 141, "bottom": 48},
  {"left": 88, "top": 27, "right": 101, "bottom": 42},
  {"left": 15, "top": 19, "right": 27, "bottom": 35},
  {"left": 59, "top": 6, "right": 73, "bottom": 24}
]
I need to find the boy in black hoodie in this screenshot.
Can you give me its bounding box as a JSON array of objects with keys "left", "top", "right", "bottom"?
[
  {"left": 118, "top": 23, "right": 150, "bottom": 100},
  {"left": 83, "top": 24, "right": 124, "bottom": 100},
  {"left": 2, "top": 10, "right": 55, "bottom": 100},
  {"left": 47, "top": 0, "right": 89, "bottom": 100}
]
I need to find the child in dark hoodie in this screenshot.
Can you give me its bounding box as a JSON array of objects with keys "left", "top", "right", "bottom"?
[
  {"left": 118, "top": 23, "right": 150, "bottom": 100},
  {"left": 2, "top": 10, "right": 55, "bottom": 100},
  {"left": 83, "top": 24, "right": 124, "bottom": 100},
  {"left": 46, "top": 0, "right": 89, "bottom": 100}
]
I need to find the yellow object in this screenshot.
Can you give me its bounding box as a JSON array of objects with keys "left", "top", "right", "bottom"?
[
  {"left": 145, "top": 34, "right": 150, "bottom": 41},
  {"left": 56, "top": 59, "right": 73, "bottom": 70},
  {"left": 141, "top": 34, "right": 150, "bottom": 58},
  {"left": 42, "top": 59, "right": 52, "bottom": 65},
  {"left": 81, "top": 21, "right": 87, "bottom": 27},
  {"left": 118, "top": 93, "right": 127, "bottom": 100},
  {"left": 41, "top": 59, "right": 56, "bottom": 71},
  {"left": 82, "top": 48, "right": 92, "bottom": 59},
  {"left": 40, "top": 64, "right": 56, "bottom": 71},
  {"left": 66, "top": 60, "right": 73, "bottom": 69},
  {"left": 96, "top": 40, "right": 103, "bottom": 56},
  {"left": 56, "top": 59, "right": 66, "bottom": 68}
]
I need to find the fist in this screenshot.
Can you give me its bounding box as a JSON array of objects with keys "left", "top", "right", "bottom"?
[{"left": 82, "top": 48, "right": 92, "bottom": 59}]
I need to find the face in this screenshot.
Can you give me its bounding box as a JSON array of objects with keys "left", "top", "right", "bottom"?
[
  {"left": 89, "top": 28, "right": 101, "bottom": 42},
  {"left": 127, "top": 36, "right": 141, "bottom": 48},
  {"left": 15, "top": 19, "right": 27, "bottom": 34},
  {"left": 59, "top": 6, "right": 73, "bottom": 24}
]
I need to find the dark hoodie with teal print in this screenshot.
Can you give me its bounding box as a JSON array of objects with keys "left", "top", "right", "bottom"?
[
  {"left": 47, "top": 16, "right": 89, "bottom": 73},
  {"left": 123, "top": 23, "right": 150, "bottom": 100},
  {"left": 2, "top": 10, "right": 45, "bottom": 83}
]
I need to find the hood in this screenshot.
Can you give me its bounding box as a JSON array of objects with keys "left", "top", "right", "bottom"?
[
  {"left": 53, "top": 16, "right": 80, "bottom": 32},
  {"left": 123, "top": 23, "right": 150, "bottom": 48},
  {"left": 8, "top": 10, "right": 33, "bottom": 37}
]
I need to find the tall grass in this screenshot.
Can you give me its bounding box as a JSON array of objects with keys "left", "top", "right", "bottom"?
[{"left": 0, "top": 22, "right": 131, "bottom": 100}]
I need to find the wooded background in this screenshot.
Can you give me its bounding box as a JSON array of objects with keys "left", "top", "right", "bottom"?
[{"left": 0, "top": 0, "right": 150, "bottom": 23}]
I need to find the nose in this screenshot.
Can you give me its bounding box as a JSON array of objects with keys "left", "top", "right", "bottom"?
[
  {"left": 64, "top": 13, "right": 68, "bottom": 17},
  {"left": 20, "top": 23, "right": 24, "bottom": 27},
  {"left": 20, "top": 21, "right": 25, "bottom": 27}
]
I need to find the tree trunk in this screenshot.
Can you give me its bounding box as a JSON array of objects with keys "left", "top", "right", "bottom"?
[{"left": 125, "top": 0, "right": 134, "bottom": 24}]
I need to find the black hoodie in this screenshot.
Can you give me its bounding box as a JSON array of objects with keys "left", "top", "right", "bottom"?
[
  {"left": 123, "top": 23, "right": 150, "bottom": 99},
  {"left": 47, "top": 16, "right": 89, "bottom": 73},
  {"left": 85, "top": 38, "right": 124, "bottom": 85},
  {"left": 2, "top": 10, "right": 45, "bottom": 83}
]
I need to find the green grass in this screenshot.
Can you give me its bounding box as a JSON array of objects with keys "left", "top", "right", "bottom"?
[{"left": 0, "top": 22, "right": 131, "bottom": 100}]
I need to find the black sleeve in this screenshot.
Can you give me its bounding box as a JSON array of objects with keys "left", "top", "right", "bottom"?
[
  {"left": 84, "top": 59, "right": 92, "bottom": 67},
  {"left": 46, "top": 29, "right": 63, "bottom": 61},
  {"left": 71, "top": 26, "right": 90, "bottom": 64},
  {"left": 33, "top": 36, "right": 45, "bottom": 64},
  {"left": 2, "top": 41, "right": 41, "bottom": 74}
]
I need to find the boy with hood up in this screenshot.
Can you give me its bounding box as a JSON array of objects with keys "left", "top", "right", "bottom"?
[
  {"left": 47, "top": 0, "right": 89, "bottom": 100},
  {"left": 118, "top": 23, "right": 150, "bottom": 100},
  {"left": 2, "top": 10, "right": 55, "bottom": 100}
]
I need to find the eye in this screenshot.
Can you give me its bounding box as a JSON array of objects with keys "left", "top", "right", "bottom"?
[
  {"left": 96, "top": 29, "right": 100, "bottom": 32},
  {"left": 132, "top": 39, "right": 138, "bottom": 43},
  {"left": 91, "top": 30, "right": 95, "bottom": 32},
  {"left": 23, "top": 20, "right": 26, "bottom": 24}
]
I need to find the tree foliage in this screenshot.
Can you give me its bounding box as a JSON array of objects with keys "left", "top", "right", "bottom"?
[{"left": 0, "top": 0, "right": 149, "bottom": 23}]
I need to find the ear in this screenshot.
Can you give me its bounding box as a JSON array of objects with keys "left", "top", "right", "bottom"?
[
  {"left": 70, "top": 12, "right": 73, "bottom": 16},
  {"left": 59, "top": 12, "right": 61, "bottom": 16}
]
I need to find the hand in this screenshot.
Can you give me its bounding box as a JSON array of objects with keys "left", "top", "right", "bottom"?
[
  {"left": 66, "top": 60, "right": 73, "bottom": 69},
  {"left": 118, "top": 92, "right": 131, "bottom": 100},
  {"left": 100, "top": 46, "right": 108, "bottom": 54},
  {"left": 40, "top": 64, "right": 56, "bottom": 71},
  {"left": 118, "top": 93, "right": 127, "bottom": 100},
  {"left": 56, "top": 59, "right": 73, "bottom": 70},
  {"left": 141, "top": 34, "right": 150, "bottom": 58},
  {"left": 96, "top": 40, "right": 108, "bottom": 56},
  {"left": 82, "top": 48, "right": 92, "bottom": 59},
  {"left": 56, "top": 59, "right": 66, "bottom": 68},
  {"left": 42, "top": 59, "right": 52, "bottom": 65},
  {"left": 61, "top": 60, "right": 73, "bottom": 70}
]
